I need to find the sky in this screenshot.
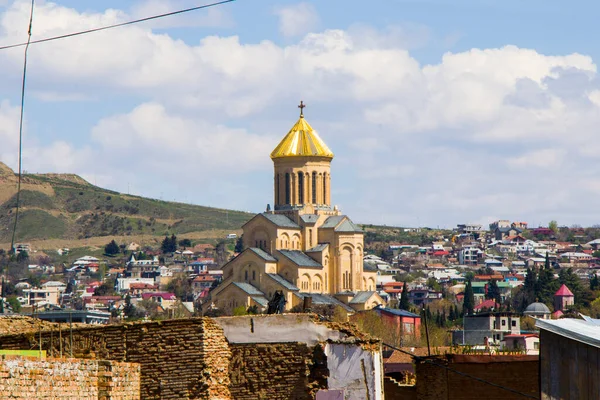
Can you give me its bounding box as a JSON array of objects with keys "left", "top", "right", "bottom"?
[{"left": 1, "top": 0, "right": 600, "bottom": 229}]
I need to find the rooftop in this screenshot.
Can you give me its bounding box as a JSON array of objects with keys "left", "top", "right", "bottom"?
[{"left": 270, "top": 114, "right": 334, "bottom": 159}]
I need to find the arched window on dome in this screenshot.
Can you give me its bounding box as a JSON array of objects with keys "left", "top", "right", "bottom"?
[
  {"left": 298, "top": 172, "right": 304, "bottom": 204},
  {"left": 285, "top": 173, "right": 291, "bottom": 204},
  {"left": 312, "top": 172, "right": 317, "bottom": 204}
]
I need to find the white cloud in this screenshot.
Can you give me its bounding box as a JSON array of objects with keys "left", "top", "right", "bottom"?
[
  {"left": 274, "top": 2, "right": 318, "bottom": 38},
  {"left": 507, "top": 149, "right": 565, "bottom": 169},
  {"left": 3, "top": 1, "right": 600, "bottom": 225}
]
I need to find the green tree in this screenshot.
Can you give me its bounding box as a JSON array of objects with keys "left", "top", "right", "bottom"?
[
  {"left": 161, "top": 234, "right": 177, "bottom": 253},
  {"left": 549, "top": 220, "right": 558, "bottom": 233},
  {"left": 591, "top": 274, "right": 600, "bottom": 291},
  {"left": 427, "top": 277, "right": 442, "bottom": 292},
  {"left": 104, "top": 240, "right": 120, "bottom": 256},
  {"left": 536, "top": 253, "right": 559, "bottom": 305},
  {"left": 178, "top": 238, "right": 192, "bottom": 248},
  {"left": 463, "top": 279, "right": 475, "bottom": 315},
  {"left": 16, "top": 251, "right": 28, "bottom": 263},
  {"left": 399, "top": 281, "right": 410, "bottom": 310},
  {"left": 123, "top": 295, "right": 136, "bottom": 319},
  {"left": 486, "top": 279, "right": 502, "bottom": 304},
  {"left": 235, "top": 235, "right": 244, "bottom": 253}
]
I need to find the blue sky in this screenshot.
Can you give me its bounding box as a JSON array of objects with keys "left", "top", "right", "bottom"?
[{"left": 1, "top": 0, "right": 600, "bottom": 228}]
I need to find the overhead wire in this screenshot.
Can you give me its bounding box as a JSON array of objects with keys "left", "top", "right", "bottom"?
[
  {"left": 4, "top": 0, "right": 237, "bottom": 249},
  {"left": 10, "top": 0, "right": 34, "bottom": 252},
  {"left": 382, "top": 343, "right": 537, "bottom": 399},
  {"left": 0, "top": 0, "right": 236, "bottom": 51}
]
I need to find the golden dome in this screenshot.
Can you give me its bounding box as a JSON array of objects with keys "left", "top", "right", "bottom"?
[{"left": 270, "top": 115, "right": 334, "bottom": 159}]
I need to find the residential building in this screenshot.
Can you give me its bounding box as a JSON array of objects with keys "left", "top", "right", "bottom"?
[
  {"left": 408, "top": 287, "right": 442, "bottom": 306},
  {"left": 458, "top": 246, "right": 482, "bottom": 266},
  {"left": 452, "top": 312, "right": 521, "bottom": 345},
  {"left": 489, "top": 220, "right": 511, "bottom": 231},
  {"left": 141, "top": 292, "right": 178, "bottom": 309},
  {"left": 21, "top": 286, "right": 62, "bottom": 307},
  {"left": 371, "top": 306, "right": 421, "bottom": 339},
  {"left": 207, "top": 106, "right": 383, "bottom": 313},
  {"left": 493, "top": 226, "right": 523, "bottom": 240},
  {"left": 471, "top": 281, "right": 513, "bottom": 303},
  {"left": 501, "top": 333, "right": 539, "bottom": 355}
]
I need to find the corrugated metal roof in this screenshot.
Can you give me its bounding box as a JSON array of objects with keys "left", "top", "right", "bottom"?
[
  {"left": 307, "top": 244, "right": 328, "bottom": 252},
  {"left": 320, "top": 215, "right": 345, "bottom": 229},
  {"left": 232, "top": 282, "right": 264, "bottom": 296},
  {"left": 248, "top": 247, "right": 277, "bottom": 262},
  {"left": 350, "top": 291, "right": 377, "bottom": 304},
  {"left": 279, "top": 250, "right": 322, "bottom": 268},
  {"left": 536, "top": 317, "right": 600, "bottom": 348},
  {"left": 266, "top": 273, "right": 299, "bottom": 291},
  {"left": 259, "top": 213, "right": 300, "bottom": 228}
]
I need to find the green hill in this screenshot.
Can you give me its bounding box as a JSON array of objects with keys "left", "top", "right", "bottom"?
[{"left": 0, "top": 162, "right": 253, "bottom": 243}]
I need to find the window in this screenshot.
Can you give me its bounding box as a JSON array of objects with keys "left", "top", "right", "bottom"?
[
  {"left": 252, "top": 271, "right": 256, "bottom": 281},
  {"left": 309, "top": 229, "right": 313, "bottom": 247},
  {"left": 275, "top": 174, "right": 280, "bottom": 204},
  {"left": 502, "top": 320, "right": 506, "bottom": 326},
  {"left": 511, "top": 320, "right": 517, "bottom": 327},
  {"left": 244, "top": 270, "right": 248, "bottom": 281},
  {"left": 298, "top": 172, "right": 304, "bottom": 204},
  {"left": 323, "top": 173, "right": 327, "bottom": 204},
  {"left": 312, "top": 172, "right": 317, "bottom": 203},
  {"left": 285, "top": 173, "right": 290, "bottom": 204}
]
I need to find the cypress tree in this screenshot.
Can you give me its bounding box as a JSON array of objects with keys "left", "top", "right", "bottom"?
[
  {"left": 399, "top": 281, "right": 410, "bottom": 310},
  {"left": 463, "top": 279, "right": 475, "bottom": 315}
]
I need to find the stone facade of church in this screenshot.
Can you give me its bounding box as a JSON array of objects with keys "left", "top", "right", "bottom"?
[{"left": 207, "top": 105, "right": 383, "bottom": 313}]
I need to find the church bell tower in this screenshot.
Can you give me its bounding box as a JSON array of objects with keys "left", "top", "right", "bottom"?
[{"left": 270, "top": 102, "right": 334, "bottom": 214}]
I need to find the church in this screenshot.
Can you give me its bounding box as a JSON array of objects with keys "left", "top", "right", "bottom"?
[{"left": 207, "top": 103, "right": 384, "bottom": 314}]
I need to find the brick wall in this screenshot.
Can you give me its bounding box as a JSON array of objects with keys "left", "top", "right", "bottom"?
[
  {"left": 0, "top": 318, "right": 229, "bottom": 400},
  {"left": 229, "top": 342, "right": 328, "bottom": 400},
  {"left": 0, "top": 356, "right": 140, "bottom": 399},
  {"left": 384, "top": 377, "right": 417, "bottom": 400},
  {"left": 415, "top": 355, "right": 539, "bottom": 400},
  {"left": 0, "top": 317, "right": 367, "bottom": 400}
]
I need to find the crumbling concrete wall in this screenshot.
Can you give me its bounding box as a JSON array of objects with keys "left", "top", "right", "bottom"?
[
  {"left": 0, "top": 356, "right": 140, "bottom": 399},
  {"left": 324, "top": 343, "right": 383, "bottom": 400}
]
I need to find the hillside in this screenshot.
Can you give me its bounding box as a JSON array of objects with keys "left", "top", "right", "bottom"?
[{"left": 0, "top": 162, "right": 253, "bottom": 245}]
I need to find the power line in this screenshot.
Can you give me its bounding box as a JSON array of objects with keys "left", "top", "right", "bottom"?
[
  {"left": 10, "top": 0, "right": 34, "bottom": 252},
  {"left": 0, "top": 0, "right": 236, "bottom": 51},
  {"left": 382, "top": 343, "right": 537, "bottom": 399}
]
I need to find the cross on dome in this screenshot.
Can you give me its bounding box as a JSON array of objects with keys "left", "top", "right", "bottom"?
[{"left": 298, "top": 101, "right": 306, "bottom": 117}]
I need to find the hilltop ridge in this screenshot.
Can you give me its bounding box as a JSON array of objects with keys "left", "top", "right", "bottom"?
[{"left": 0, "top": 162, "right": 252, "bottom": 245}]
